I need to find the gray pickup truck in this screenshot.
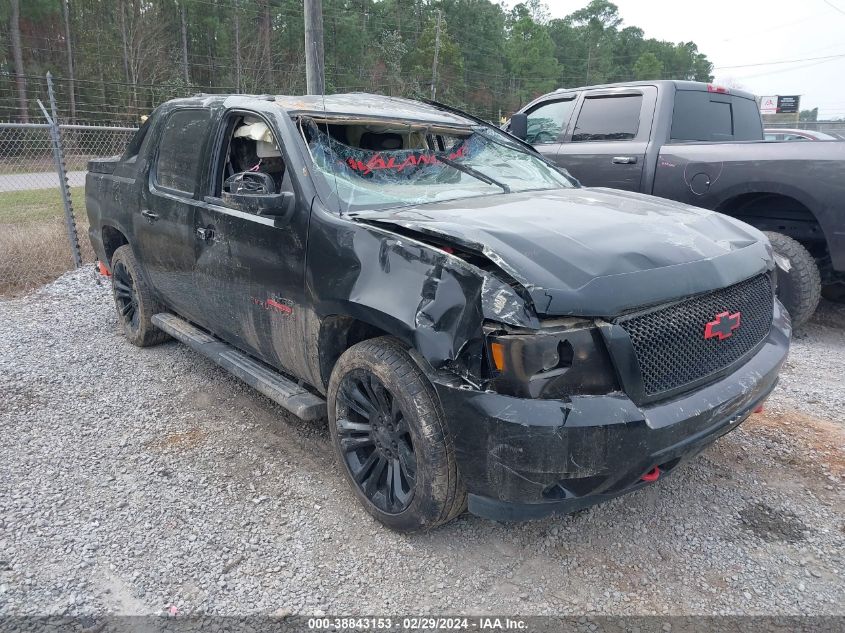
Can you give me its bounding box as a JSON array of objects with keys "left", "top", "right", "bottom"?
[{"left": 509, "top": 80, "right": 845, "bottom": 326}]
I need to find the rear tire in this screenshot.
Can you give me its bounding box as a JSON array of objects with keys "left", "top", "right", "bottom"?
[
  {"left": 327, "top": 336, "right": 466, "bottom": 532},
  {"left": 764, "top": 232, "right": 820, "bottom": 328},
  {"left": 110, "top": 245, "right": 169, "bottom": 347}
]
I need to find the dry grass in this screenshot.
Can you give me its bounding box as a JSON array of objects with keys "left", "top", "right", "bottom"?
[{"left": 0, "top": 187, "right": 94, "bottom": 296}]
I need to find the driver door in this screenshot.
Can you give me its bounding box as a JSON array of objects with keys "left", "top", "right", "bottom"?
[
  {"left": 521, "top": 94, "right": 578, "bottom": 165},
  {"left": 193, "top": 108, "right": 311, "bottom": 379}
]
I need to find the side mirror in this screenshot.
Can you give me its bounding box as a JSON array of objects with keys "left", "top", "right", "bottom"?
[
  {"left": 222, "top": 190, "right": 296, "bottom": 226},
  {"left": 510, "top": 113, "right": 528, "bottom": 141}
]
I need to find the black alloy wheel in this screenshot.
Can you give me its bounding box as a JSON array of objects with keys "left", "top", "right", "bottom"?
[
  {"left": 328, "top": 336, "right": 466, "bottom": 531},
  {"left": 109, "top": 244, "right": 169, "bottom": 347},
  {"left": 112, "top": 260, "right": 140, "bottom": 332},
  {"left": 335, "top": 369, "right": 416, "bottom": 514}
]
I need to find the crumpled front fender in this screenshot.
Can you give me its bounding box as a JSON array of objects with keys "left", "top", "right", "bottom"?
[{"left": 307, "top": 208, "right": 537, "bottom": 378}]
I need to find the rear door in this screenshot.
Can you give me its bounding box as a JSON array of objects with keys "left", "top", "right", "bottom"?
[
  {"left": 134, "top": 107, "right": 212, "bottom": 322},
  {"left": 555, "top": 87, "right": 657, "bottom": 191}
]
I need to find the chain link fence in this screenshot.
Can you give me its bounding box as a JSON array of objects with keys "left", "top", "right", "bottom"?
[{"left": 0, "top": 119, "right": 137, "bottom": 294}]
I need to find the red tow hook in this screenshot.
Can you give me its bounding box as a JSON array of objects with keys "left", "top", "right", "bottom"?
[
  {"left": 753, "top": 404, "right": 764, "bottom": 414},
  {"left": 97, "top": 261, "right": 111, "bottom": 277},
  {"left": 641, "top": 466, "right": 660, "bottom": 482}
]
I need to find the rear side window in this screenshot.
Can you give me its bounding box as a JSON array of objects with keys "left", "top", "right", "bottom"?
[
  {"left": 571, "top": 95, "right": 642, "bottom": 142},
  {"left": 525, "top": 99, "right": 576, "bottom": 144},
  {"left": 671, "top": 91, "right": 763, "bottom": 141},
  {"left": 155, "top": 109, "right": 212, "bottom": 194},
  {"left": 122, "top": 118, "right": 150, "bottom": 161}
]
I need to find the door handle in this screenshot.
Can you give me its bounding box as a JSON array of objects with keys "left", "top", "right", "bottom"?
[
  {"left": 141, "top": 209, "right": 159, "bottom": 221},
  {"left": 196, "top": 226, "right": 215, "bottom": 241},
  {"left": 612, "top": 156, "right": 638, "bottom": 164}
]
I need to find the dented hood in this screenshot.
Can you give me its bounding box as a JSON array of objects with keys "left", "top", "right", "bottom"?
[{"left": 355, "top": 187, "right": 772, "bottom": 317}]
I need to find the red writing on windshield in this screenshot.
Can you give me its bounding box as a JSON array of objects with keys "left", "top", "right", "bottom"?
[{"left": 345, "top": 144, "right": 466, "bottom": 175}]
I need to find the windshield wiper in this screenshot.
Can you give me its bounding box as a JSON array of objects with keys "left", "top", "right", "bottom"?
[{"left": 437, "top": 156, "right": 511, "bottom": 194}]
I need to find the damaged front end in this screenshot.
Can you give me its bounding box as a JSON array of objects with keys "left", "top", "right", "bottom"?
[
  {"left": 310, "top": 210, "right": 789, "bottom": 521},
  {"left": 298, "top": 109, "right": 791, "bottom": 521},
  {"left": 432, "top": 299, "right": 789, "bottom": 521}
]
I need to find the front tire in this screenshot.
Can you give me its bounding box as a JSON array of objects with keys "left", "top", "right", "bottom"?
[
  {"left": 110, "top": 245, "right": 169, "bottom": 347},
  {"left": 327, "top": 337, "right": 466, "bottom": 532},
  {"left": 764, "top": 231, "right": 821, "bottom": 328}
]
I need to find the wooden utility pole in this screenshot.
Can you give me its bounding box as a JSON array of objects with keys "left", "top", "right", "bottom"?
[
  {"left": 119, "top": 0, "right": 130, "bottom": 83},
  {"left": 233, "top": 0, "right": 241, "bottom": 92},
  {"left": 61, "top": 0, "right": 77, "bottom": 122},
  {"left": 9, "top": 0, "right": 28, "bottom": 122},
  {"left": 259, "top": 0, "right": 272, "bottom": 86},
  {"left": 304, "top": 0, "right": 325, "bottom": 95},
  {"left": 179, "top": 1, "right": 190, "bottom": 86},
  {"left": 430, "top": 10, "right": 442, "bottom": 100}
]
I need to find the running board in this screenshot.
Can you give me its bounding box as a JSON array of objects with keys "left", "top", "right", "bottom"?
[{"left": 151, "top": 313, "right": 326, "bottom": 421}]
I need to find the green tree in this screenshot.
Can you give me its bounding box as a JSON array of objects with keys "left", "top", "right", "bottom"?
[
  {"left": 799, "top": 108, "right": 818, "bottom": 122},
  {"left": 0, "top": 0, "right": 718, "bottom": 125},
  {"left": 564, "top": 0, "right": 622, "bottom": 85},
  {"left": 506, "top": 3, "right": 560, "bottom": 107},
  {"left": 409, "top": 14, "right": 463, "bottom": 102},
  {"left": 374, "top": 30, "right": 407, "bottom": 96},
  {"left": 633, "top": 52, "right": 663, "bottom": 80},
  {"left": 438, "top": 0, "right": 508, "bottom": 119}
]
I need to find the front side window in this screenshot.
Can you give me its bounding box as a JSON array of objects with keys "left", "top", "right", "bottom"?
[
  {"left": 301, "top": 119, "right": 576, "bottom": 212},
  {"left": 571, "top": 95, "right": 643, "bottom": 142},
  {"left": 215, "top": 113, "right": 293, "bottom": 204},
  {"left": 155, "top": 109, "right": 212, "bottom": 194},
  {"left": 525, "top": 99, "right": 576, "bottom": 144}
]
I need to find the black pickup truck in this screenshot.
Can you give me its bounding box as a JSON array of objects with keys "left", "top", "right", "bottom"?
[
  {"left": 86, "top": 93, "right": 789, "bottom": 531},
  {"left": 510, "top": 80, "right": 845, "bottom": 326}
]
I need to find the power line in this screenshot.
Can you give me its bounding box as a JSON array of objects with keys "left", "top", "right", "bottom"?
[
  {"left": 823, "top": 0, "right": 845, "bottom": 15},
  {"left": 731, "top": 56, "right": 845, "bottom": 79},
  {"left": 714, "top": 52, "right": 845, "bottom": 70}
]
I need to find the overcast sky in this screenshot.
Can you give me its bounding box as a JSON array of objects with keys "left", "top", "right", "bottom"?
[{"left": 540, "top": 0, "right": 845, "bottom": 118}]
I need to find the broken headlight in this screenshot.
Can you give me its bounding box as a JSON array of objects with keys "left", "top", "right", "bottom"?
[{"left": 483, "top": 320, "right": 619, "bottom": 399}]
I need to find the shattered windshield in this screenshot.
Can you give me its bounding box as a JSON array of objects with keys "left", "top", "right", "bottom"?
[{"left": 301, "top": 118, "right": 575, "bottom": 212}]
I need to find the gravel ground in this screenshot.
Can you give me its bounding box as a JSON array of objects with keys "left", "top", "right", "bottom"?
[{"left": 0, "top": 267, "right": 843, "bottom": 617}]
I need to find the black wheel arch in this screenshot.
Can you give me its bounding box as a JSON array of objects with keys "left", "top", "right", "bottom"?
[
  {"left": 716, "top": 191, "right": 830, "bottom": 260},
  {"left": 101, "top": 223, "right": 130, "bottom": 265},
  {"left": 319, "top": 315, "right": 391, "bottom": 390},
  {"left": 318, "top": 311, "right": 444, "bottom": 393}
]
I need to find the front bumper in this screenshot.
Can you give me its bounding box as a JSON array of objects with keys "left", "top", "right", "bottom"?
[{"left": 432, "top": 300, "right": 791, "bottom": 522}]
